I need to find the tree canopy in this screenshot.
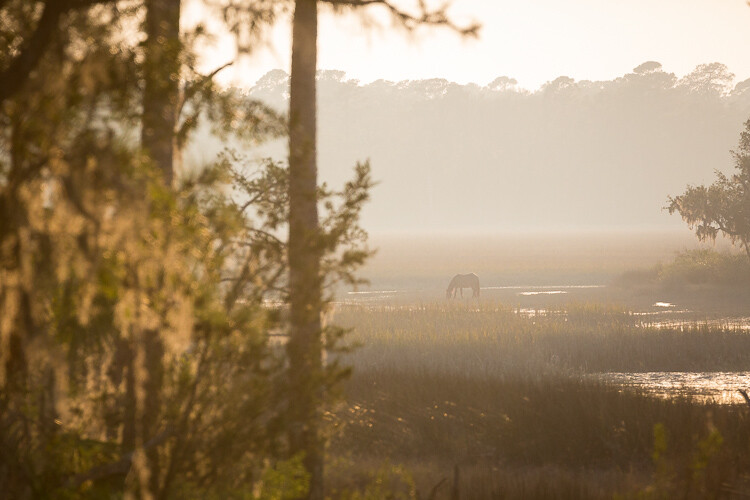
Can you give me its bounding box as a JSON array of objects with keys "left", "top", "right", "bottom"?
[
  {"left": 239, "top": 62, "right": 750, "bottom": 232},
  {"left": 668, "top": 119, "right": 750, "bottom": 260},
  {"left": 0, "top": 1, "right": 371, "bottom": 497}
]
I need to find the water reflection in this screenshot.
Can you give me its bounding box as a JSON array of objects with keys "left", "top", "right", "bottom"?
[
  {"left": 643, "top": 317, "right": 750, "bottom": 331},
  {"left": 338, "top": 285, "right": 750, "bottom": 405},
  {"left": 599, "top": 372, "right": 750, "bottom": 405}
]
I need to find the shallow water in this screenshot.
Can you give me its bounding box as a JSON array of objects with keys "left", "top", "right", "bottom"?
[
  {"left": 344, "top": 284, "right": 606, "bottom": 300},
  {"left": 338, "top": 284, "right": 750, "bottom": 405},
  {"left": 598, "top": 372, "right": 750, "bottom": 405},
  {"left": 642, "top": 316, "right": 750, "bottom": 331}
]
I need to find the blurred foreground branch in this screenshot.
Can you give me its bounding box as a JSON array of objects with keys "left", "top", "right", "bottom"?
[{"left": 0, "top": 0, "right": 114, "bottom": 103}]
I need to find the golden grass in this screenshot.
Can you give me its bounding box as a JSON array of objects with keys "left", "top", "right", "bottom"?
[
  {"left": 334, "top": 301, "right": 750, "bottom": 376},
  {"left": 327, "top": 301, "right": 750, "bottom": 498}
]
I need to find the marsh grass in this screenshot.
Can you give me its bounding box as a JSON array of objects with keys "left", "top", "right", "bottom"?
[
  {"left": 328, "top": 301, "right": 750, "bottom": 498},
  {"left": 334, "top": 301, "right": 750, "bottom": 376},
  {"left": 330, "top": 370, "right": 750, "bottom": 498}
]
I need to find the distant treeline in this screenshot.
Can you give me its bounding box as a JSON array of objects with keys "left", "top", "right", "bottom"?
[{"left": 225, "top": 62, "right": 750, "bottom": 232}]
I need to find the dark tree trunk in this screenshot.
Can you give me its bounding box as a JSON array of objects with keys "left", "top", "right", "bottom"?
[
  {"left": 141, "top": 0, "right": 181, "bottom": 186},
  {"left": 0, "top": 1, "right": 64, "bottom": 104},
  {"left": 0, "top": 0, "right": 118, "bottom": 104},
  {"left": 138, "top": 0, "right": 180, "bottom": 495},
  {"left": 1, "top": 118, "right": 37, "bottom": 390},
  {"left": 286, "top": 0, "right": 324, "bottom": 498}
]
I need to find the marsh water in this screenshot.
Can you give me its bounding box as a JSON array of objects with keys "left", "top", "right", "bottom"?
[
  {"left": 598, "top": 372, "right": 750, "bottom": 405},
  {"left": 341, "top": 283, "right": 750, "bottom": 405}
]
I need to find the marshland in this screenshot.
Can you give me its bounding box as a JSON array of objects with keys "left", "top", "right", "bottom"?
[
  {"left": 6, "top": 1, "right": 750, "bottom": 499},
  {"left": 323, "top": 234, "right": 750, "bottom": 498}
]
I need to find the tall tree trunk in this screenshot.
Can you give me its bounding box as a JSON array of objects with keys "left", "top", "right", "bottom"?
[
  {"left": 138, "top": 0, "right": 180, "bottom": 495},
  {"left": 1, "top": 118, "right": 36, "bottom": 391},
  {"left": 0, "top": 0, "right": 66, "bottom": 104},
  {"left": 287, "top": 0, "right": 323, "bottom": 498},
  {"left": 141, "top": 0, "right": 180, "bottom": 186}
]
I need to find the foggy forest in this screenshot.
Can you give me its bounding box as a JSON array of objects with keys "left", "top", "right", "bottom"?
[
  {"left": 233, "top": 62, "right": 750, "bottom": 232},
  {"left": 5, "top": 1, "right": 750, "bottom": 499}
]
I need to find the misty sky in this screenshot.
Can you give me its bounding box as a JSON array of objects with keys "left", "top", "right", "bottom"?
[
  {"left": 184, "top": 0, "right": 750, "bottom": 236},
  {"left": 188, "top": 0, "right": 750, "bottom": 91}
]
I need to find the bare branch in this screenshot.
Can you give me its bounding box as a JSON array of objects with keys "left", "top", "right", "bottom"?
[
  {"left": 177, "top": 61, "right": 234, "bottom": 120},
  {"left": 739, "top": 389, "right": 750, "bottom": 407},
  {"left": 65, "top": 426, "right": 174, "bottom": 490},
  {"left": 320, "top": 0, "right": 480, "bottom": 36},
  {"left": 157, "top": 346, "right": 209, "bottom": 500}
]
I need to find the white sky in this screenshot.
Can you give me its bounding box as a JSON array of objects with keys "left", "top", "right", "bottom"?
[{"left": 188, "top": 0, "right": 750, "bottom": 91}]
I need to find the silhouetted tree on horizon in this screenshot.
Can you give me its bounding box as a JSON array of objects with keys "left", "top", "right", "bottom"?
[{"left": 668, "top": 119, "right": 750, "bottom": 261}]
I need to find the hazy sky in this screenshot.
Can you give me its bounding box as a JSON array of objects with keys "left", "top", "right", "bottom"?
[{"left": 189, "top": 0, "right": 750, "bottom": 90}]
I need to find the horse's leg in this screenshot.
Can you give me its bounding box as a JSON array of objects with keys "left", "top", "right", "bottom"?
[{"left": 460, "top": 288, "right": 463, "bottom": 298}]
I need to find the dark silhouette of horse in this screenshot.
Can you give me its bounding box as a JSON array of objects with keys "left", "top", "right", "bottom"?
[{"left": 446, "top": 273, "right": 480, "bottom": 298}]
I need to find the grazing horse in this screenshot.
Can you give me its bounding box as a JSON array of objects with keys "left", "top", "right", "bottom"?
[{"left": 446, "top": 273, "right": 480, "bottom": 298}]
